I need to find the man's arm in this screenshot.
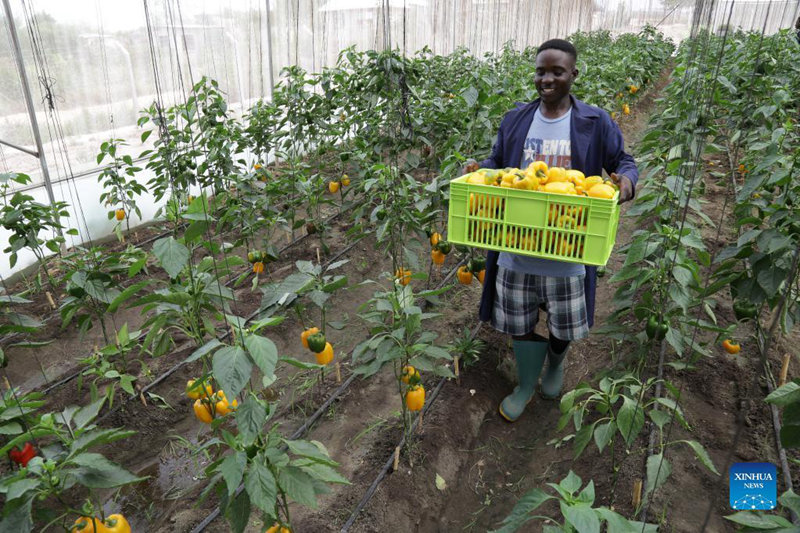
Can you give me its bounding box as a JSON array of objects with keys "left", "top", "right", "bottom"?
[
  {"left": 602, "top": 113, "right": 638, "bottom": 202},
  {"left": 463, "top": 121, "right": 505, "bottom": 173}
]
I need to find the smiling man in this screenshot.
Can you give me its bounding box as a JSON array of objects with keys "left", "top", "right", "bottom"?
[{"left": 467, "top": 38, "right": 639, "bottom": 422}]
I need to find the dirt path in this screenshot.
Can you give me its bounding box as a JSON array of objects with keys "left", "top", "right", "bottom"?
[{"left": 323, "top": 64, "right": 721, "bottom": 532}]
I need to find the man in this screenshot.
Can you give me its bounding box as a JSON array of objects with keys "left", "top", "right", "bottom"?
[{"left": 466, "top": 39, "right": 638, "bottom": 422}]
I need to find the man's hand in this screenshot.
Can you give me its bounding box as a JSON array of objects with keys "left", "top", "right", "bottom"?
[
  {"left": 610, "top": 173, "right": 634, "bottom": 203},
  {"left": 461, "top": 158, "right": 480, "bottom": 175}
]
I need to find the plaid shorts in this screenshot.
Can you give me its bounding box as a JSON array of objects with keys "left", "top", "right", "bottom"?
[{"left": 491, "top": 266, "right": 589, "bottom": 340}]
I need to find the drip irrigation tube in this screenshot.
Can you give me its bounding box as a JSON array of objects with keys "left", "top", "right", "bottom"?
[{"left": 339, "top": 321, "right": 482, "bottom": 532}]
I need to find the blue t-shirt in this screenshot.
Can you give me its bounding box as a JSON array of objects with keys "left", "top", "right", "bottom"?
[{"left": 498, "top": 107, "right": 586, "bottom": 277}]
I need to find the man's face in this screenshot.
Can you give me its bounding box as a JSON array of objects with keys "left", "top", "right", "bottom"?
[{"left": 535, "top": 49, "right": 578, "bottom": 105}]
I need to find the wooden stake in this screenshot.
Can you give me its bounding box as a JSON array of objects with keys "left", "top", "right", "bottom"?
[
  {"left": 45, "top": 291, "right": 56, "bottom": 309},
  {"left": 393, "top": 446, "right": 400, "bottom": 471},
  {"left": 779, "top": 353, "right": 791, "bottom": 387},
  {"left": 316, "top": 247, "right": 321, "bottom": 264},
  {"left": 632, "top": 478, "right": 643, "bottom": 508},
  {"left": 417, "top": 410, "right": 424, "bottom": 433},
  {"left": 335, "top": 361, "right": 342, "bottom": 383},
  {"left": 454, "top": 356, "right": 460, "bottom": 385}
]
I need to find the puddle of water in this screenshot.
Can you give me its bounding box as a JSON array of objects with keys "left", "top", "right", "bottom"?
[{"left": 110, "top": 429, "right": 213, "bottom": 530}]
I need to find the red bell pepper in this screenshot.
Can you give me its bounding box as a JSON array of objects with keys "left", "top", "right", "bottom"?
[{"left": 9, "top": 441, "right": 36, "bottom": 467}]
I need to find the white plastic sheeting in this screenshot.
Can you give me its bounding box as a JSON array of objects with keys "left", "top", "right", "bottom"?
[{"left": 1, "top": 0, "right": 798, "bottom": 279}]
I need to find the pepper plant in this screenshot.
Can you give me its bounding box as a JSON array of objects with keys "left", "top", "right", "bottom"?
[
  {"left": 96, "top": 138, "right": 146, "bottom": 239},
  {"left": 0, "top": 173, "right": 75, "bottom": 294},
  {"left": 136, "top": 195, "right": 240, "bottom": 354},
  {"left": 59, "top": 246, "right": 149, "bottom": 343},
  {"left": 200, "top": 393, "right": 349, "bottom": 533},
  {"left": 352, "top": 280, "right": 453, "bottom": 443},
  {"left": 491, "top": 470, "right": 658, "bottom": 533},
  {"left": 0, "top": 397, "right": 143, "bottom": 532},
  {"left": 138, "top": 98, "right": 200, "bottom": 208}
]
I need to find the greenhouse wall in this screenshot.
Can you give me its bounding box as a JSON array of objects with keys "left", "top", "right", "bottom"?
[{"left": 1, "top": 0, "right": 798, "bottom": 279}]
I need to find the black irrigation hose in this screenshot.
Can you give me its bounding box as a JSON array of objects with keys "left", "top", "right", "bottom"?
[
  {"left": 189, "top": 255, "right": 469, "bottom": 532},
  {"left": 35, "top": 208, "right": 349, "bottom": 396},
  {"left": 339, "top": 320, "right": 483, "bottom": 533}
]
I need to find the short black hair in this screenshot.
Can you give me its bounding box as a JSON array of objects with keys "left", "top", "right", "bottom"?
[{"left": 537, "top": 39, "right": 577, "bottom": 61}]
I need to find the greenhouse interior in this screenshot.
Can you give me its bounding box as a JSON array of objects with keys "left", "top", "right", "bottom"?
[{"left": 1, "top": 0, "right": 799, "bottom": 531}]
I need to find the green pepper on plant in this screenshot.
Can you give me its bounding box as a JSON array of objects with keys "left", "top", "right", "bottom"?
[{"left": 645, "top": 314, "right": 669, "bottom": 340}]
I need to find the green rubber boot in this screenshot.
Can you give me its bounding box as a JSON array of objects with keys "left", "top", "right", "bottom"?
[
  {"left": 499, "top": 340, "right": 547, "bottom": 422},
  {"left": 540, "top": 344, "right": 568, "bottom": 400}
]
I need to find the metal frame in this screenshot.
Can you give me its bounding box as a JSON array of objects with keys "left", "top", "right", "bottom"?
[
  {"left": 265, "top": 0, "right": 275, "bottom": 98},
  {"left": 2, "top": 0, "right": 59, "bottom": 208}
]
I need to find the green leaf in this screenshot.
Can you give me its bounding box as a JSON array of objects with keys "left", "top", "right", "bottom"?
[
  {"left": 595, "top": 508, "right": 650, "bottom": 532},
  {"left": 279, "top": 356, "right": 321, "bottom": 370},
  {"left": 68, "top": 453, "right": 145, "bottom": 488},
  {"left": 72, "top": 398, "right": 106, "bottom": 430},
  {"left": 560, "top": 502, "right": 600, "bottom": 533},
  {"left": 244, "top": 334, "right": 278, "bottom": 380},
  {"left": 225, "top": 489, "right": 250, "bottom": 533},
  {"left": 248, "top": 315, "right": 285, "bottom": 333},
  {"left": 184, "top": 220, "right": 210, "bottom": 243},
  {"left": 0, "top": 493, "right": 33, "bottom": 532},
  {"left": 309, "top": 289, "right": 329, "bottom": 309},
  {"left": 285, "top": 440, "right": 337, "bottom": 467},
  {"left": 70, "top": 428, "right": 137, "bottom": 456},
  {"left": 678, "top": 440, "right": 719, "bottom": 475},
  {"left": 244, "top": 461, "right": 277, "bottom": 513},
  {"left": 296, "top": 461, "right": 350, "bottom": 485},
  {"left": 617, "top": 396, "right": 645, "bottom": 446},
  {"left": 0, "top": 421, "right": 22, "bottom": 435},
  {"left": 645, "top": 453, "right": 671, "bottom": 496},
  {"left": 491, "top": 488, "right": 553, "bottom": 533},
  {"left": 5, "top": 478, "right": 39, "bottom": 501},
  {"left": 574, "top": 421, "right": 596, "bottom": 459},
  {"left": 560, "top": 470, "right": 583, "bottom": 495},
  {"left": 461, "top": 86, "right": 479, "bottom": 108},
  {"left": 152, "top": 237, "right": 190, "bottom": 278},
  {"left": 757, "top": 267, "right": 787, "bottom": 296},
  {"left": 576, "top": 480, "right": 595, "bottom": 504},
  {"left": 186, "top": 339, "right": 224, "bottom": 363},
  {"left": 322, "top": 275, "right": 347, "bottom": 293},
  {"left": 648, "top": 409, "right": 671, "bottom": 429},
  {"left": 278, "top": 465, "right": 317, "bottom": 508},
  {"left": 212, "top": 346, "right": 252, "bottom": 399},
  {"left": 107, "top": 280, "right": 150, "bottom": 313},
  {"left": 219, "top": 451, "right": 247, "bottom": 496},
  {"left": 778, "top": 489, "right": 800, "bottom": 515},
  {"left": 593, "top": 420, "right": 615, "bottom": 453},
  {"left": 235, "top": 397, "right": 267, "bottom": 447},
  {"left": 765, "top": 382, "right": 800, "bottom": 407},
  {"left": 724, "top": 511, "right": 788, "bottom": 528}
]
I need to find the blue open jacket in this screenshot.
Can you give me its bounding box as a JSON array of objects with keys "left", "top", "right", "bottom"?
[{"left": 477, "top": 96, "right": 639, "bottom": 328}]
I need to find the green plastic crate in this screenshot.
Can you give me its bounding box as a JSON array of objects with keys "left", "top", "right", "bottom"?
[{"left": 447, "top": 175, "right": 620, "bottom": 266}]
